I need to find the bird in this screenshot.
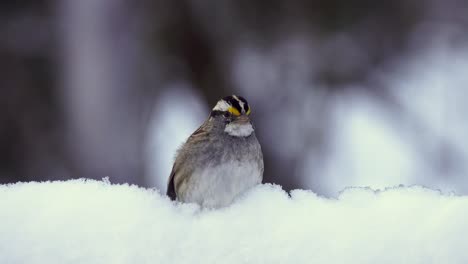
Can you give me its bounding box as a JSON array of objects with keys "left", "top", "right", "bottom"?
[{"left": 166, "top": 95, "right": 264, "bottom": 208}]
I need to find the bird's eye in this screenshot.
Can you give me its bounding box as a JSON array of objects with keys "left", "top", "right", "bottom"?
[{"left": 223, "top": 112, "right": 230, "bottom": 118}]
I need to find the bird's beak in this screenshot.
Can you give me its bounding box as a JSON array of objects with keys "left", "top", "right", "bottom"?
[{"left": 233, "top": 114, "right": 250, "bottom": 124}]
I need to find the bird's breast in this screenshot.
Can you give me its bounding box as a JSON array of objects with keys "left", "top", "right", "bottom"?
[{"left": 180, "top": 160, "right": 262, "bottom": 208}]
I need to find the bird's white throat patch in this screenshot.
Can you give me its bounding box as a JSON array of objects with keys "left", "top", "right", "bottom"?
[{"left": 225, "top": 122, "right": 254, "bottom": 137}]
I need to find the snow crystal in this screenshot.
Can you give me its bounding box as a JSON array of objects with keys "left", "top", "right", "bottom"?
[{"left": 1, "top": 179, "right": 468, "bottom": 263}]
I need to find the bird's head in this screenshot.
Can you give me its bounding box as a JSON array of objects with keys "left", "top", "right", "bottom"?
[{"left": 210, "top": 95, "right": 254, "bottom": 137}]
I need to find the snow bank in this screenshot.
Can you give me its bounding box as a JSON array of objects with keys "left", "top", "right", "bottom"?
[{"left": 1, "top": 179, "right": 467, "bottom": 263}]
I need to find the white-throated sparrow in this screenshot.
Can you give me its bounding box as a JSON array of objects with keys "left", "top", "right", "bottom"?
[{"left": 167, "top": 95, "right": 264, "bottom": 208}]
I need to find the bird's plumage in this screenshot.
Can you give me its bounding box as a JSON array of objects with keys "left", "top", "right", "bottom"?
[{"left": 166, "top": 95, "right": 263, "bottom": 208}]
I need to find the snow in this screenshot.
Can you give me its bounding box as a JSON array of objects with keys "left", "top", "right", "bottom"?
[
  {"left": 316, "top": 94, "right": 421, "bottom": 196},
  {"left": 1, "top": 179, "right": 468, "bottom": 263},
  {"left": 306, "top": 35, "right": 468, "bottom": 196}
]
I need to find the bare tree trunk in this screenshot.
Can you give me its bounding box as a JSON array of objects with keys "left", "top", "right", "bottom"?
[{"left": 56, "top": 0, "right": 145, "bottom": 184}]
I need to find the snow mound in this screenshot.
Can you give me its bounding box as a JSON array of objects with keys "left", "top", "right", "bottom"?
[{"left": 1, "top": 179, "right": 467, "bottom": 263}]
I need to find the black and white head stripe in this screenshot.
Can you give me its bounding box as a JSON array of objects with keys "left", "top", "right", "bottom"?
[
  {"left": 232, "top": 95, "right": 250, "bottom": 115},
  {"left": 212, "top": 95, "right": 250, "bottom": 115}
]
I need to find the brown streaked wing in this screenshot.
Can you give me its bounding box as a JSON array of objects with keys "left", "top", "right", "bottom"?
[
  {"left": 166, "top": 166, "right": 177, "bottom": 200},
  {"left": 166, "top": 122, "right": 209, "bottom": 200}
]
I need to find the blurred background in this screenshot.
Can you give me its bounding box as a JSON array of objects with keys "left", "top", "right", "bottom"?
[{"left": 1, "top": 0, "right": 468, "bottom": 197}]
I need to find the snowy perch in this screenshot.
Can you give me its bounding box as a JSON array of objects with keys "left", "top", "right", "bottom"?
[{"left": 1, "top": 179, "right": 467, "bottom": 263}]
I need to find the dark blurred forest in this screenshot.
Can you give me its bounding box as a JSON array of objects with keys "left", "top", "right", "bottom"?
[{"left": 1, "top": 0, "right": 468, "bottom": 195}]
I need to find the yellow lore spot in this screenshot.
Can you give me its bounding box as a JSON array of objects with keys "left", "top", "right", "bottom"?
[
  {"left": 246, "top": 108, "right": 251, "bottom": 115},
  {"left": 228, "top": 107, "right": 241, "bottom": 116}
]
